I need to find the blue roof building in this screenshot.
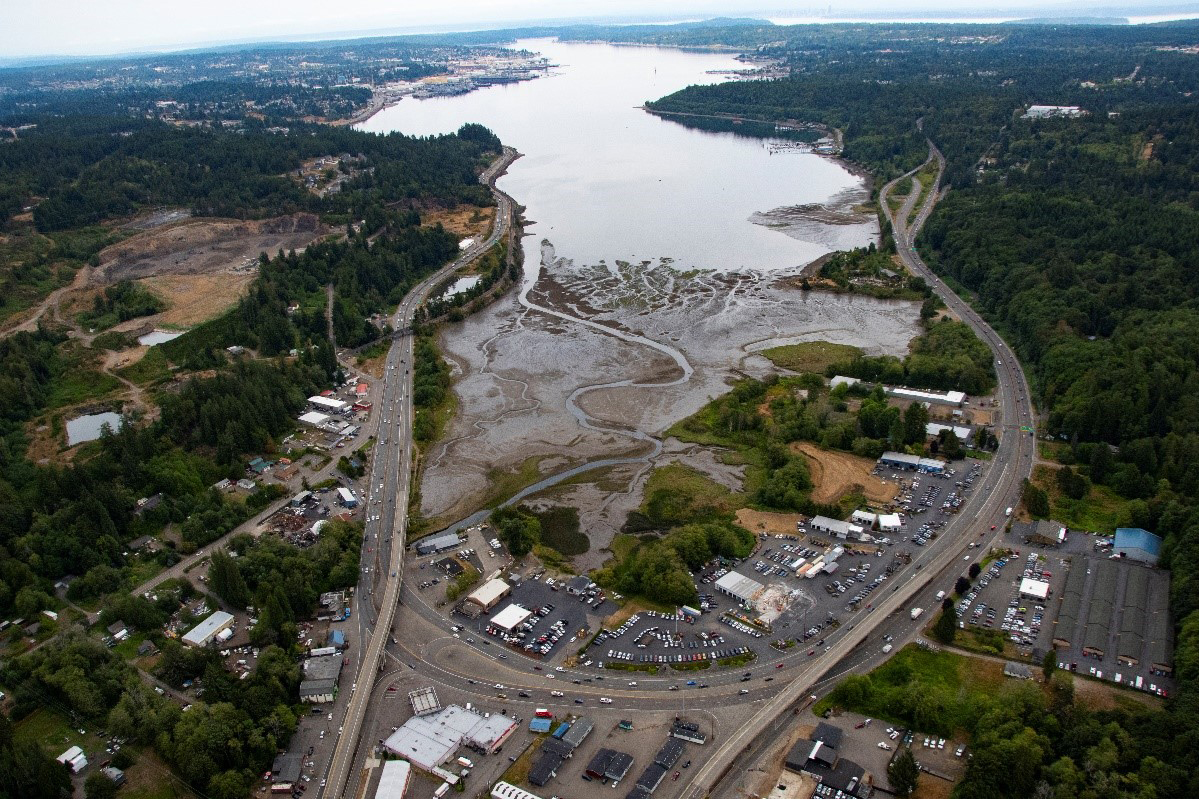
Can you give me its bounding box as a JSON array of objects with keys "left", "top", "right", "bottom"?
[
  {"left": 1114, "top": 528, "right": 1162, "bottom": 565},
  {"left": 529, "top": 718, "right": 552, "bottom": 733}
]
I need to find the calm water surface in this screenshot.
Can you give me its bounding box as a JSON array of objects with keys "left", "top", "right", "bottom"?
[{"left": 360, "top": 39, "right": 875, "bottom": 273}]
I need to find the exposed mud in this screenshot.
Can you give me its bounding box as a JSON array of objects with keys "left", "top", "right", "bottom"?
[
  {"left": 750, "top": 185, "right": 877, "bottom": 252},
  {"left": 420, "top": 239, "right": 922, "bottom": 543}
]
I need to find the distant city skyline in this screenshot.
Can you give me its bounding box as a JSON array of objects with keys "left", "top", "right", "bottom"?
[{"left": 2, "top": 1, "right": 1198, "bottom": 59}]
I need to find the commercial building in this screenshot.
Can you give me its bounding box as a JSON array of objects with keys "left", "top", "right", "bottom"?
[
  {"left": 878, "top": 451, "right": 946, "bottom": 473},
  {"left": 1053, "top": 562, "right": 1087, "bottom": 648},
  {"left": 57, "top": 746, "right": 88, "bottom": 773},
  {"left": 528, "top": 753, "right": 562, "bottom": 786},
  {"left": 877, "top": 513, "right": 902, "bottom": 533},
  {"left": 337, "top": 487, "right": 358, "bottom": 508},
  {"left": 653, "top": 738, "right": 684, "bottom": 769},
  {"left": 850, "top": 510, "right": 877, "bottom": 527},
  {"left": 783, "top": 724, "right": 872, "bottom": 798},
  {"left": 382, "top": 705, "right": 517, "bottom": 771},
  {"left": 490, "top": 603, "right": 534, "bottom": 632},
  {"left": 181, "top": 610, "right": 234, "bottom": 648},
  {"left": 272, "top": 753, "right": 302, "bottom": 789},
  {"left": 1113, "top": 528, "right": 1162, "bottom": 565},
  {"left": 375, "top": 760, "right": 411, "bottom": 799},
  {"left": 529, "top": 717, "right": 552, "bottom": 733},
  {"left": 561, "top": 717, "right": 593, "bottom": 749},
  {"left": 308, "top": 395, "right": 349, "bottom": 413},
  {"left": 299, "top": 411, "right": 330, "bottom": 427},
  {"left": 585, "top": 749, "right": 635, "bottom": 785},
  {"left": 713, "top": 571, "right": 765, "bottom": 605},
  {"left": 926, "top": 422, "right": 973, "bottom": 440},
  {"left": 1083, "top": 560, "right": 1119, "bottom": 659},
  {"left": 1019, "top": 578, "right": 1051, "bottom": 601},
  {"left": 671, "top": 720, "right": 706, "bottom": 744},
  {"left": 299, "top": 653, "right": 343, "bottom": 703},
  {"left": 809, "top": 515, "right": 868, "bottom": 541},
  {"left": 633, "top": 763, "right": 667, "bottom": 795},
  {"left": 416, "top": 532, "right": 462, "bottom": 556},
  {"left": 467, "top": 578, "right": 511, "bottom": 612}
]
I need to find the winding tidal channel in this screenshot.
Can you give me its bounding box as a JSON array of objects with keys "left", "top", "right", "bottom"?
[{"left": 359, "top": 39, "right": 921, "bottom": 544}]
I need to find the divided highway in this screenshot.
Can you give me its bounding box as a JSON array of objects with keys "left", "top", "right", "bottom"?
[
  {"left": 684, "top": 143, "right": 1037, "bottom": 798},
  {"left": 321, "top": 147, "right": 518, "bottom": 799}
]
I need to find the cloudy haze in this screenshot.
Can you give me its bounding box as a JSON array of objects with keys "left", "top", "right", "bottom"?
[{"left": 2, "top": 0, "right": 1197, "bottom": 58}]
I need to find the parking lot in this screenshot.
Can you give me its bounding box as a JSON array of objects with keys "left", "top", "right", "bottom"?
[{"left": 817, "top": 711, "right": 969, "bottom": 793}]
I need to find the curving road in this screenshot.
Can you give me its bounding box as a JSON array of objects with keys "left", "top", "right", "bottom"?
[
  {"left": 681, "top": 141, "right": 1038, "bottom": 798},
  {"left": 320, "top": 147, "right": 519, "bottom": 799}
]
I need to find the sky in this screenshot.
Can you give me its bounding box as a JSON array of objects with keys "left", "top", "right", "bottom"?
[{"left": 1, "top": 0, "right": 1197, "bottom": 59}]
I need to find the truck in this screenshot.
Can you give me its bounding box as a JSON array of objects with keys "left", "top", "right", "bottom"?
[
  {"left": 309, "top": 646, "right": 337, "bottom": 658},
  {"left": 911, "top": 607, "right": 924, "bottom": 620},
  {"left": 935, "top": 591, "right": 946, "bottom": 602},
  {"left": 680, "top": 606, "right": 702, "bottom": 619},
  {"left": 456, "top": 756, "right": 474, "bottom": 769},
  {"left": 534, "top": 708, "right": 553, "bottom": 719}
]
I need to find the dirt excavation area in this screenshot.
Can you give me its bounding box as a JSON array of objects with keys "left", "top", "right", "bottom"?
[
  {"left": 91, "top": 212, "right": 328, "bottom": 286},
  {"left": 420, "top": 248, "right": 922, "bottom": 553},
  {"left": 791, "top": 441, "right": 899, "bottom": 505}
]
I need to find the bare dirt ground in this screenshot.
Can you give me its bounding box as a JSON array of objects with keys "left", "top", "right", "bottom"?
[
  {"left": 421, "top": 252, "right": 921, "bottom": 549},
  {"left": 422, "top": 205, "right": 496, "bottom": 242},
  {"left": 736, "top": 508, "right": 805, "bottom": 536},
  {"left": 90, "top": 213, "right": 327, "bottom": 286},
  {"left": 1073, "top": 674, "right": 1162, "bottom": 712},
  {"left": 134, "top": 271, "right": 259, "bottom": 328},
  {"left": 791, "top": 441, "right": 898, "bottom": 505}
]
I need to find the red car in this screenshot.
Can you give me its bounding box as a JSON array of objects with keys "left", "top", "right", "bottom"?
[
  {"left": 775, "top": 663, "right": 785, "bottom": 669},
  {"left": 672, "top": 772, "right": 681, "bottom": 781}
]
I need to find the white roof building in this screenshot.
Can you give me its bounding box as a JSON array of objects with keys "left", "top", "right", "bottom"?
[
  {"left": 927, "top": 423, "right": 973, "bottom": 440},
  {"left": 181, "top": 610, "right": 234, "bottom": 647},
  {"left": 375, "top": 760, "right": 412, "bottom": 799},
  {"left": 878, "top": 513, "right": 903, "bottom": 532},
  {"left": 1024, "top": 104, "right": 1084, "bottom": 119},
  {"left": 490, "top": 604, "right": 533, "bottom": 632},
  {"left": 383, "top": 705, "right": 518, "bottom": 770},
  {"left": 714, "top": 571, "right": 765, "bottom": 604},
  {"left": 809, "top": 515, "right": 867, "bottom": 540},
  {"left": 1019, "top": 578, "right": 1051, "bottom": 601},
  {"left": 309, "top": 395, "right": 349, "bottom": 412},
  {"left": 467, "top": 578, "right": 511, "bottom": 611},
  {"left": 850, "top": 510, "right": 877, "bottom": 527},
  {"left": 884, "top": 386, "right": 966, "bottom": 406},
  {"left": 299, "top": 411, "right": 330, "bottom": 426}
]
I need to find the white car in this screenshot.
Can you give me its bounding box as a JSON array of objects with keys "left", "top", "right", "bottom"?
[
  {"left": 878, "top": 742, "right": 892, "bottom": 750},
  {"left": 550, "top": 691, "right": 564, "bottom": 697},
  {"left": 600, "top": 697, "right": 613, "bottom": 704}
]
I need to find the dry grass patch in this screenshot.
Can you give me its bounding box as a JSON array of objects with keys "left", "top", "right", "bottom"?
[
  {"left": 736, "top": 508, "right": 805, "bottom": 536},
  {"left": 791, "top": 441, "right": 897, "bottom": 505},
  {"left": 136, "top": 271, "right": 257, "bottom": 328}
]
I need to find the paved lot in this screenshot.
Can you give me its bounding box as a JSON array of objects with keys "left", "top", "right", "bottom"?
[{"left": 819, "top": 710, "right": 969, "bottom": 792}]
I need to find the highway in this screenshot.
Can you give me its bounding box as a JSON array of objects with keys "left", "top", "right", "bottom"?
[
  {"left": 682, "top": 142, "right": 1038, "bottom": 798},
  {"left": 320, "top": 147, "right": 518, "bottom": 799},
  {"left": 325, "top": 138, "right": 1037, "bottom": 799}
]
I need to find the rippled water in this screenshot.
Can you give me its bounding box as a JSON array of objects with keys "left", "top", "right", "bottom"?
[{"left": 359, "top": 38, "right": 876, "bottom": 274}]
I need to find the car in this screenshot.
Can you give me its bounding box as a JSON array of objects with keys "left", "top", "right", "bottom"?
[
  {"left": 673, "top": 771, "right": 681, "bottom": 781},
  {"left": 600, "top": 697, "right": 613, "bottom": 704},
  {"left": 518, "top": 691, "right": 530, "bottom": 698},
  {"left": 575, "top": 698, "right": 584, "bottom": 704},
  {"left": 494, "top": 684, "right": 505, "bottom": 689},
  {"left": 775, "top": 663, "right": 784, "bottom": 669},
  {"left": 550, "top": 690, "right": 564, "bottom": 697},
  {"left": 686, "top": 680, "right": 697, "bottom": 686},
  {"left": 878, "top": 742, "right": 892, "bottom": 750},
  {"left": 739, "top": 688, "right": 750, "bottom": 695}
]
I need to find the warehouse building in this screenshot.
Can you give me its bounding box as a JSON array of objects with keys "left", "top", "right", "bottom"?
[
  {"left": 926, "top": 422, "right": 973, "bottom": 440},
  {"left": 878, "top": 451, "right": 945, "bottom": 473},
  {"left": 653, "top": 738, "right": 684, "bottom": 769},
  {"left": 884, "top": 386, "right": 966, "bottom": 406},
  {"left": 467, "top": 579, "right": 511, "bottom": 613},
  {"left": 1082, "top": 560, "right": 1119, "bottom": 659},
  {"left": 1053, "top": 563, "right": 1087, "bottom": 648},
  {"left": 877, "top": 513, "right": 902, "bottom": 533},
  {"left": 633, "top": 763, "right": 667, "bottom": 795},
  {"left": 336, "top": 487, "right": 358, "bottom": 508},
  {"left": 181, "top": 610, "right": 234, "bottom": 648},
  {"left": 1114, "top": 528, "right": 1162, "bottom": 566},
  {"left": 382, "top": 705, "right": 517, "bottom": 771},
  {"left": 308, "top": 395, "right": 349, "bottom": 413},
  {"left": 713, "top": 571, "right": 765, "bottom": 605},
  {"left": 416, "top": 532, "right": 462, "bottom": 556},
  {"left": 809, "top": 515, "right": 868, "bottom": 541},
  {"left": 299, "top": 411, "right": 330, "bottom": 427},
  {"left": 374, "top": 760, "right": 411, "bottom": 799}
]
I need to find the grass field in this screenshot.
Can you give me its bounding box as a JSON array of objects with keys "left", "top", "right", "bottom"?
[
  {"left": 118, "top": 346, "right": 172, "bottom": 386},
  {"left": 1031, "top": 464, "right": 1133, "bottom": 531},
  {"left": 634, "top": 463, "right": 744, "bottom": 529},
  {"left": 759, "top": 341, "right": 863, "bottom": 374},
  {"left": 815, "top": 645, "right": 1007, "bottom": 736},
  {"left": 14, "top": 707, "right": 107, "bottom": 760}
]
